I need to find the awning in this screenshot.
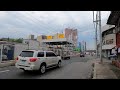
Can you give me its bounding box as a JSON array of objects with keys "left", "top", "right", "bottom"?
[
  {"left": 41, "top": 38, "right": 73, "bottom": 45},
  {"left": 102, "top": 45, "right": 116, "bottom": 50}
]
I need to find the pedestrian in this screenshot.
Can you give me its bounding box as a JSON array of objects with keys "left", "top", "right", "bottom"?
[{"left": 111, "top": 46, "right": 118, "bottom": 60}]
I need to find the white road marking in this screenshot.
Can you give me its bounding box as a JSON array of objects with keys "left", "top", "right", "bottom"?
[{"left": 0, "top": 70, "right": 10, "bottom": 73}]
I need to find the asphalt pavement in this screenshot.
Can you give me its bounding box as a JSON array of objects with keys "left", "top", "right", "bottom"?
[{"left": 0, "top": 55, "right": 96, "bottom": 79}]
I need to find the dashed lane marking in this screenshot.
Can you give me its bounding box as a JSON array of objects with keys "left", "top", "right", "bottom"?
[{"left": 0, "top": 70, "right": 10, "bottom": 73}]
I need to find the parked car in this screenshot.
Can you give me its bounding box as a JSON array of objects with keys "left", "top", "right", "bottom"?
[
  {"left": 80, "top": 53, "right": 85, "bottom": 57},
  {"left": 15, "top": 50, "right": 62, "bottom": 74}
]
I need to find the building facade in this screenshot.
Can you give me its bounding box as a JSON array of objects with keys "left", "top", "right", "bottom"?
[
  {"left": 23, "top": 39, "right": 40, "bottom": 50},
  {"left": 28, "top": 35, "right": 34, "bottom": 40},
  {"left": 107, "top": 11, "right": 120, "bottom": 59},
  {"left": 102, "top": 25, "right": 115, "bottom": 59},
  {"left": 64, "top": 28, "right": 78, "bottom": 47}
]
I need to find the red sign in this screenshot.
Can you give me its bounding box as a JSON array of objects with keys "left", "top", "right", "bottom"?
[{"left": 117, "top": 33, "right": 120, "bottom": 47}]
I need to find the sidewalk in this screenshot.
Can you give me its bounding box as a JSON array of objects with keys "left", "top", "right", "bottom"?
[
  {"left": 0, "top": 60, "right": 15, "bottom": 68},
  {"left": 93, "top": 58, "right": 118, "bottom": 79}
]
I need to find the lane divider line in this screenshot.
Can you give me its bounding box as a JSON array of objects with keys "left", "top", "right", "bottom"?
[{"left": 0, "top": 70, "right": 10, "bottom": 73}]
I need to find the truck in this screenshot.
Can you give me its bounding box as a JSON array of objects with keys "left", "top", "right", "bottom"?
[{"left": 53, "top": 48, "right": 70, "bottom": 60}]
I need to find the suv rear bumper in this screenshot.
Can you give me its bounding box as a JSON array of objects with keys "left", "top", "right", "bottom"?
[{"left": 15, "top": 64, "right": 37, "bottom": 71}]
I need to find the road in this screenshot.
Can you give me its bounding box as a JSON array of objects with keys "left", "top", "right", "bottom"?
[{"left": 0, "top": 55, "right": 96, "bottom": 79}]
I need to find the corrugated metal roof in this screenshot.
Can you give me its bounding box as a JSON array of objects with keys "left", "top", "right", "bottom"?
[
  {"left": 102, "top": 25, "right": 115, "bottom": 33},
  {"left": 107, "top": 11, "right": 120, "bottom": 25}
]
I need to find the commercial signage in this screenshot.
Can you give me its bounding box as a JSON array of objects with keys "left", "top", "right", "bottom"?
[
  {"left": 58, "top": 34, "right": 65, "bottom": 38},
  {"left": 47, "top": 36, "right": 52, "bottom": 39}
]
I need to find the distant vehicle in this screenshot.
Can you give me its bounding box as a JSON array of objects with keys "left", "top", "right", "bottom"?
[
  {"left": 53, "top": 49, "right": 70, "bottom": 60},
  {"left": 80, "top": 53, "right": 85, "bottom": 57},
  {"left": 61, "top": 50, "right": 70, "bottom": 60},
  {"left": 15, "top": 50, "right": 62, "bottom": 74}
]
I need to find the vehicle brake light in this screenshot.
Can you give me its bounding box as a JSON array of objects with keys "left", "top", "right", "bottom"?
[
  {"left": 15, "top": 57, "right": 18, "bottom": 62},
  {"left": 29, "top": 58, "right": 38, "bottom": 62}
]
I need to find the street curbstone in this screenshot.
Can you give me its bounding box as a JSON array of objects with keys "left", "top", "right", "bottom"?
[
  {"left": 92, "top": 63, "right": 96, "bottom": 79},
  {"left": 0, "top": 60, "right": 15, "bottom": 68}
]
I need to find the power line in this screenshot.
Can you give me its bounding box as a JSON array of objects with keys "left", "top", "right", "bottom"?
[
  {"left": 14, "top": 11, "right": 58, "bottom": 35},
  {"left": 6, "top": 12, "right": 46, "bottom": 35},
  {"left": 25, "top": 11, "right": 59, "bottom": 34},
  {"left": 16, "top": 12, "right": 53, "bottom": 34}
]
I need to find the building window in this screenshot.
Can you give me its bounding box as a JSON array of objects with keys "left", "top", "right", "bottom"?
[{"left": 106, "top": 39, "right": 114, "bottom": 45}]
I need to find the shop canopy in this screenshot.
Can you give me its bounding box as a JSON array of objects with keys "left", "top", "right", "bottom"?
[
  {"left": 42, "top": 38, "right": 73, "bottom": 45},
  {"left": 102, "top": 45, "right": 116, "bottom": 50}
]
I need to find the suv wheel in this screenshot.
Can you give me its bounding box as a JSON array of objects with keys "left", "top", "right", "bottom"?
[
  {"left": 40, "top": 64, "right": 46, "bottom": 74},
  {"left": 57, "top": 61, "right": 61, "bottom": 68}
]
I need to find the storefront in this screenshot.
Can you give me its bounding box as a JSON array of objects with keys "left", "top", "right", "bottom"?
[{"left": 116, "top": 33, "right": 120, "bottom": 59}]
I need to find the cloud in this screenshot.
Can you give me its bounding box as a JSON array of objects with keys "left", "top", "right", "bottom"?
[
  {"left": 0, "top": 11, "right": 7, "bottom": 20},
  {"left": 0, "top": 11, "right": 110, "bottom": 50}
]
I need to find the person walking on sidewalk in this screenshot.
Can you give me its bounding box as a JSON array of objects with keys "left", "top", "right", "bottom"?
[{"left": 111, "top": 46, "right": 118, "bottom": 60}]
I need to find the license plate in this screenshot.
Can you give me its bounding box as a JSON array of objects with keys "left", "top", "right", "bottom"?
[{"left": 20, "top": 60, "right": 26, "bottom": 63}]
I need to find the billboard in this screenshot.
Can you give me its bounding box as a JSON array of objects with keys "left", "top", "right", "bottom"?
[
  {"left": 58, "top": 34, "right": 65, "bottom": 38},
  {"left": 47, "top": 36, "right": 52, "bottom": 39}
]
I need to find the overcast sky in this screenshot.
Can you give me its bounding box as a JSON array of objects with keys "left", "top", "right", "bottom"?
[{"left": 0, "top": 11, "right": 110, "bottom": 50}]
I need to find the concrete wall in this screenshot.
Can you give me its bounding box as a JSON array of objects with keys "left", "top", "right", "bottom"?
[
  {"left": 14, "top": 44, "right": 28, "bottom": 59},
  {"left": 53, "top": 33, "right": 58, "bottom": 39},
  {"left": 37, "top": 36, "right": 42, "bottom": 42},
  {"left": 23, "top": 39, "right": 40, "bottom": 50}
]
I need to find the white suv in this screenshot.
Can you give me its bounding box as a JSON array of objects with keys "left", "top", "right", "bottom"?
[{"left": 15, "top": 50, "right": 62, "bottom": 74}]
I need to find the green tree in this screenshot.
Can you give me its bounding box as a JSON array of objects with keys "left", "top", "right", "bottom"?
[{"left": 14, "top": 38, "right": 23, "bottom": 43}]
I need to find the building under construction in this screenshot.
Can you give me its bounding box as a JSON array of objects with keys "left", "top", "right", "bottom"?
[{"left": 41, "top": 38, "right": 75, "bottom": 59}]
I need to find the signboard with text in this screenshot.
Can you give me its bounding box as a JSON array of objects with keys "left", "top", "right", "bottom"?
[
  {"left": 47, "top": 36, "right": 52, "bottom": 39},
  {"left": 58, "top": 34, "right": 65, "bottom": 38}
]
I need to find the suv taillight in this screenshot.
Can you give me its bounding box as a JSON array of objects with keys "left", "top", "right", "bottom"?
[
  {"left": 29, "top": 58, "right": 38, "bottom": 62},
  {"left": 16, "top": 57, "right": 18, "bottom": 62}
]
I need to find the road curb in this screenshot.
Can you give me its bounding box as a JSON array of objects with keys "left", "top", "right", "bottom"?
[
  {"left": 92, "top": 62, "right": 96, "bottom": 79},
  {"left": 0, "top": 60, "right": 15, "bottom": 68}
]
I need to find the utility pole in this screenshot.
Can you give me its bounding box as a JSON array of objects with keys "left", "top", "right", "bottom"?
[
  {"left": 82, "top": 41, "right": 85, "bottom": 54},
  {"left": 79, "top": 42, "right": 81, "bottom": 53},
  {"left": 93, "top": 11, "right": 102, "bottom": 63},
  {"left": 0, "top": 44, "right": 3, "bottom": 62},
  {"left": 98, "top": 11, "right": 102, "bottom": 63},
  {"left": 85, "top": 41, "right": 86, "bottom": 53},
  {"left": 93, "top": 11, "right": 98, "bottom": 58},
  {"left": 95, "top": 12, "right": 98, "bottom": 57}
]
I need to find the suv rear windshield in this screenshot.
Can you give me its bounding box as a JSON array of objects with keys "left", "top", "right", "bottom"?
[{"left": 19, "top": 51, "right": 34, "bottom": 57}]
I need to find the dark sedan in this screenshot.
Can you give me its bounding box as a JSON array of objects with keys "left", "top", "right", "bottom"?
[{"left": 80, "top": 53, "right": 85, "bottom": 57}]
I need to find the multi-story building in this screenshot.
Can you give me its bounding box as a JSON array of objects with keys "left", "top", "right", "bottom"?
[
  {"left": 64, "top": 28, "right": 78, "bottom": 47},
  {"left": 102, "top": 25, "right": 115, "bottom": 58},
  {"left": 28, "top": 35, "right": 34, "bottom": 40},
  {"left": 37, "top": 35, "right": 47, "bottom": 42},
  {"left": 107, "top": 11, "right": 120, "bottom": 59}
]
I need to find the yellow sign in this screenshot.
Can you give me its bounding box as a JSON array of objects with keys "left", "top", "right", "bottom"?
[
  {"left": 47, "top": 36, "right": 52, "bottom": 39},
  {"left": 58, "top": 34, "right": 64, "bottom": 38}
]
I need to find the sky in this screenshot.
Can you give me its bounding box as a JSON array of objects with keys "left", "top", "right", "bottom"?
[{"left": 0, "top": 11, "right": 110, "bottom": 50}]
